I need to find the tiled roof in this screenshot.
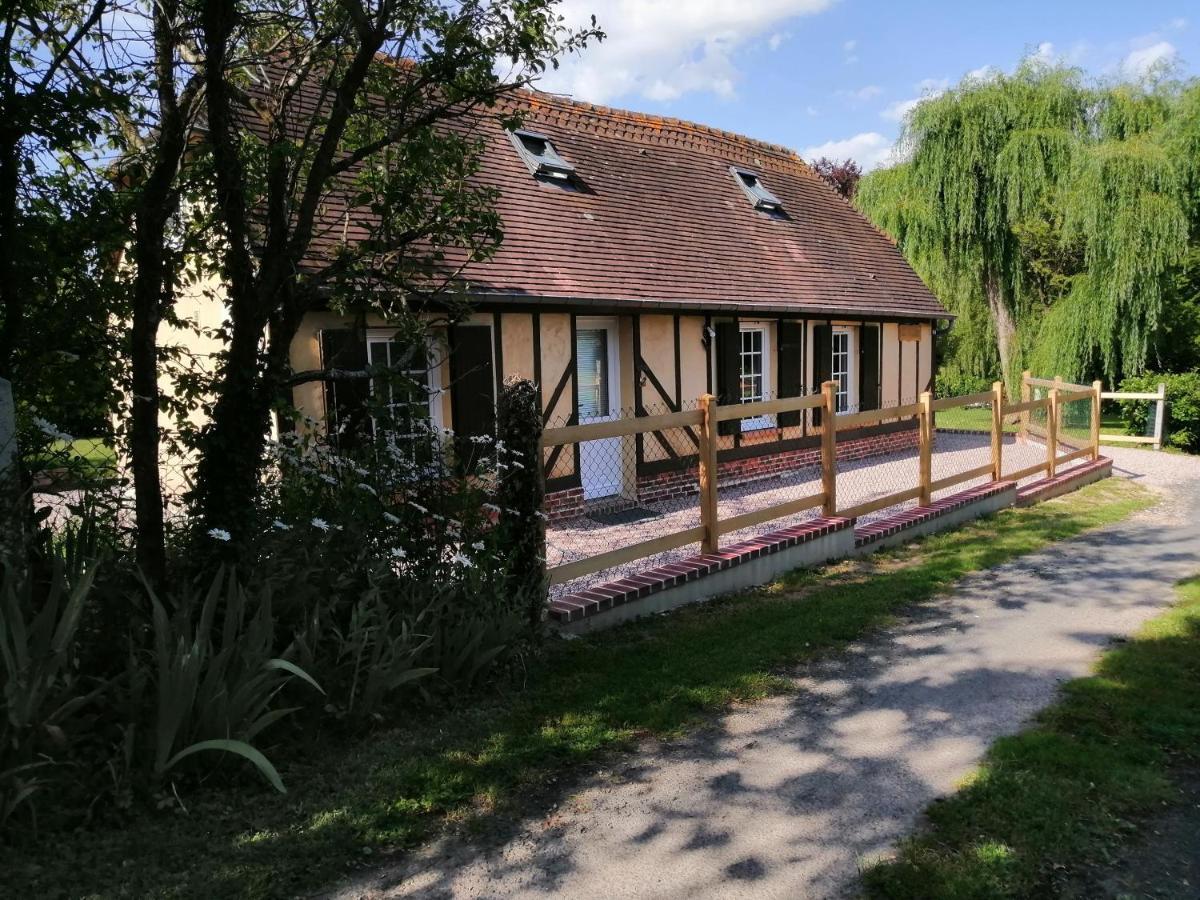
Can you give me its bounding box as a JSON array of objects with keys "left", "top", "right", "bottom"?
[
  {"left": 455, "top": 92, "right": 948, "bottom": 319},
  {"left": 261, "top": 70, "right": 948, "bottom": 321}
]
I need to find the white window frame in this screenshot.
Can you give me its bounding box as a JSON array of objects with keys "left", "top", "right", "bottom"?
[
  {"left": 739, "top": 321, "right": 774, "bottom": 430},
  {"left": 365, "top": 329, "right": 444, "bottom": 437},
  {"left": 831, "top": 326, "right": 855, "bottom": 414}
]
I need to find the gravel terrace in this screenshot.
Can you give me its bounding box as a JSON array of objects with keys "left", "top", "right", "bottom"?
[
  {"left": 549, "top": 430, "right": 1084, "bottom": 598},
  {"left": 332, "top": 446, "right": 1200, "bottom": 899}
]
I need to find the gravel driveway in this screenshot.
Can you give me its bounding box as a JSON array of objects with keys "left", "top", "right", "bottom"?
[{"left": 332, "top": 447, "right": 1200, "bottom": 900}]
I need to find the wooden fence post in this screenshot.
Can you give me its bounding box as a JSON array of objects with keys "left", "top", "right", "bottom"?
[
  {"left": 821, "top": 381, "right": 837, "bottom": 517},
  {"left": 918, "top": 390, "right": 933, "bottom": 506},
  {"left": 1047, "top": 385, "right": 1059, "bottom": 478},
  {"left": 699, "top": 393, "right": 720, "bottom": 553},
  {"left": 1018, "top": 370, "right": 1031, "bottom": 442},
  {"left": 1091, "top": 380, "right": 1102, "bottom": 461},
  {"left": 991, "top": 381, "right": 1004, "bottom": 480},
  {"left": 1153, "top": 382, "right": 1166, "bottom": 451}
]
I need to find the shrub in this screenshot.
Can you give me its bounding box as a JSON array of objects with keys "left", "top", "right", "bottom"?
[
  {"left": 936, "top": 369, "right": 992, "bottom": 399},
  {"left": 1117, "top": 371, "right": 1200, "bottom": 453}
]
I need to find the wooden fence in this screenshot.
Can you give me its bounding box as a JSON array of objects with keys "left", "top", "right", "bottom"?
[{"left": 541, "top": 377, "right": 1104, "bottom": 586}]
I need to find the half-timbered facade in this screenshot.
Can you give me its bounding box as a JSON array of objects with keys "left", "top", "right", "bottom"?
[{"left": 287, "top": 91, "right": 949, "bottom": 517}]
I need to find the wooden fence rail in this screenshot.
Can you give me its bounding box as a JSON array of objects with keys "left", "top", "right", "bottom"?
[{"left": 542, "top": 374, "right": 1106, "bottom": 586}]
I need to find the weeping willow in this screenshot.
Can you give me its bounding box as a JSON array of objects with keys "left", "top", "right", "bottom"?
[{"left": 856, "top": 63, "right": 1199, "bottom": 386}]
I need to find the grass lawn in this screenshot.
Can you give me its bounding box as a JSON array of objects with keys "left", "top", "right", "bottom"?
[
  {"left": 863, "top": 573, "right": 1200, "bottom": 899},
  {"left": 30, "top": 438, "right": 117, "bottom": 477},
  {"left": 5, "top": 478, "right": 1153, "bottom": 899}
]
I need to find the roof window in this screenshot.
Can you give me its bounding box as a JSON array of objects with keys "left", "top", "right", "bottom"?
[
  {"left": 731, "top": 166, "right": 783, "bottom": 212},
  {"left": 509, "top": 129, "right": 575, "bottom": 180}
]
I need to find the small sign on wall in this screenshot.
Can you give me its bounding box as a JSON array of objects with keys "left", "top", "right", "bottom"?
[{"left": 898, "top": 323, "right": 922, "bottom": 342}]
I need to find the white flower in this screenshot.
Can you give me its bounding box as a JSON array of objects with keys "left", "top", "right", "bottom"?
[
  {"left": 390, "top": 547, "right": 407, "bottom": 559},
  {"left": 319, "top": 473, "right": 338, "bottom": 485},
  {"left": 471, "top": 541, "right": 485, "bottom": 551},
  {"left": 207, "top": 528, "right": 231, "bottom": 542},
  {"left": 407, "top": 501, "right": 428, "bottom": 514},
  {"left": 449, "top": 551, "right": 475, "bottom": 568},
  {"left": 32, "top": 416, "right": 73, "bottom": 443},
  {"left": 272, "top": 520, "right": 291, "bottom": 531},
  {"left": 382, "top": 511, "right": 400, "bottom": 525},
  {"left": 311, "top": 517, "right": 330, "bottom": 532},
  {"left": 356, "top": 482, "right": 377, "bottom": 496},
  {"left": 482, "top": 503, "right": 500, "bottom": 514}
]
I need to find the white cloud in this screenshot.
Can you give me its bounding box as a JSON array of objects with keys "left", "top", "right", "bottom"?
[
  {"left": 535, "top": 0, "right": 836, "bottom": 105},
  {"left": 965, "top": 64, "right": 1000, "bottom": 82},
  {"left": 768, "top": 32, "right": 788, "bottom": 51},
  {"left": 842, "top": 39, "right": 857, "bottom": 52},
  {"left": 805, "top": 105, "right": 820, "bottom": 116},
  {"left": 802, "top": 132, "right": 896, "bottom": 171},
  {"left": 842, "top": 38, "right": 859, "bottom": 64},
  {"left": 1121, "top": 40, "right": 1177, "bottom": 78},
  {"left": 837, "top": 84, "right": 882, "bottom": 102},
  {"left": 881, "top": 77, "right": 949, "bottom": 123},
  {"left": 1168, "top": 17, "right": 1187, "bottom": 31},
  {"left": 1031, "top": 41, "right": 1056, "bottom": 65}
]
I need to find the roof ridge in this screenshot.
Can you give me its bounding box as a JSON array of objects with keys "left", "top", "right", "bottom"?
[{"left": 516, "top": 86, "right": 809, "bottom": 167}]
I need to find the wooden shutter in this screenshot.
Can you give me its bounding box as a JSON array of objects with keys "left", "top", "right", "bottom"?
[
  {"left": 450, "top": 324, "right": 496, "bottom": 468},
  {"left": 778, "top": 320, "right": 805, "bottom": 427},
  {"left": 714, "top": 320, "right": 741, "bottom": 436},
  {"left": 811, "top": 323, "right": 832, "bottom": 427},
  {"left": 859, "top": 324, "right": 880, "bottom": 411},
  {"left": 320, "top": 328, "right": 369, "bottom": 449}
]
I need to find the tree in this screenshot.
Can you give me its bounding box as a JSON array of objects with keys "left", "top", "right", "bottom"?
[
  {"left": 810, "top": 156, "right": 861, "bottom": 199},
  {"left": 856, "top": 65, "right": 1199, "bottom": 388},
  {"left": 184, "top": 0, "right": 600, "bottom": 541}
]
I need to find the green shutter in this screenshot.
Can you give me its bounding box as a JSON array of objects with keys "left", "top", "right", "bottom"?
[
  {"left": 450, "top": 325, "right": 496, "bottom": 469},
  {"left": 320, "top": 328, "right": 369, "bottom": 449},
  {"left": 715, "top": 320, "right": 741, "bottom": 436},
  {"left": 778, "top": 320, "right": 805, "bottom": 427},
  {"left": 811, "top": 323, "right": 832, "bottom": 427},
  {"left": 859, "top": 324, "right": 880, "bottom": 411}
]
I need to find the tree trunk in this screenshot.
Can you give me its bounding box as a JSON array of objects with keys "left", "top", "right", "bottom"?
[
  {"left": 128, "top": 224, "right": 168, "bottom": 586},
  {"left": 985, "top": 274, "right": 1019, "bottom": 394}
]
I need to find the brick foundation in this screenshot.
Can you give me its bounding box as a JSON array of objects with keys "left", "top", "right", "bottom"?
[{"left": 546, "top": 425, "right": 920, "bottom": 524}]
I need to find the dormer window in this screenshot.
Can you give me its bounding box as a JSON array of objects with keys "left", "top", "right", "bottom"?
[
  {"left": 731, "top": 166, "right": 783, "bottom": 212},
  {"left": 509, "top": 129, "right": 575, "bottom": 180}
]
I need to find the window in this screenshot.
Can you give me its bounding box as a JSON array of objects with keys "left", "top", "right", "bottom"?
[
  {"left": 366, "top": 332, "right": 443, "bottom": 448},
  {"left": 832, "top": 328, "right": 852, "bottom": 413},
  {"left": 730, "top": 166, "right": 783, "bottom": 212},
  {"left": 508, "top": 129, "right": 575, "bottom": 180},
  {"left": 739, "top": 323, "right": 774, "bottom": 430}
]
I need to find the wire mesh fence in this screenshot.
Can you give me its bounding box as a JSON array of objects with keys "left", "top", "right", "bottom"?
[
  {"left": 543, "top": 400, "right": 705, "bottom": 595},
  {"left": 833, "top": 394, "right": 921, "bottom": 525}
]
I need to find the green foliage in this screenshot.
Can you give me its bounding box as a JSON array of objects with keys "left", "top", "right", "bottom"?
[
  {"left": 863, "top": 574, "right": 1200, "bottom": 898},
  {"left": 0, "top": 552, "right": 101, "bottom": 831},
  {"left": 857, "top": 65, "right": 1200, "bottom": 388},
  {"left": 495, "top": 377, "right": 548, "bottom": 627},
  {"left": 145, "top": 569, "right": 320, "bottom": 793},
  {"left": 1118, "top": 371, "right": 1200, "bottom": 452}
]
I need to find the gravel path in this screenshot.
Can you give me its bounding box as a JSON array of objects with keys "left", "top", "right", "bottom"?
[{"left": 332, "top": 447, "right": 1200, "bottom": 900}]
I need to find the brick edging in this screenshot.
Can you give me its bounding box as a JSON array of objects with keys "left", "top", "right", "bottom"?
[
  {"left": 854, "top": 481, "right": 1013, "bottom": 547},
  {"left": 1015, "top": 457, "right": 1112, "bottom": 506},
  {"left": 548, "top": 516, "right": 853, "bottom": 624}
]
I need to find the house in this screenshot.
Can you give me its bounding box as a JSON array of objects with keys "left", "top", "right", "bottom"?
[{"left": 282, "top": 92, "right": 949, "bottom": 520}]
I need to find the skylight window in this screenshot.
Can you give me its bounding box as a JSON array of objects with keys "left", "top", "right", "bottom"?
[
  {"left": 731, "top": 166, "right": 783, "bottom": 212},
  {"left": 509, "top": 129, "right": 575, "bottom": 181}
]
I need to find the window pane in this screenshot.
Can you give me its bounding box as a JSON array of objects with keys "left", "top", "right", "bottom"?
[{"left": 576, "top": 329, "right": 609, "bottom": 419}]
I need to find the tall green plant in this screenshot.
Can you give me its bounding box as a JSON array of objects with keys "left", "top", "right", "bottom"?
[
  {"left": 146, "top": 568, "right": 321, "bottom": 793},
  {"left": 856, "top": 64, "right": 1199, "bottom": 386}
]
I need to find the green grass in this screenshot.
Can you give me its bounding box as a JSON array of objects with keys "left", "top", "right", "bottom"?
[
  {"left": 935, "top": 406, "right": 1015, "bottom": 433},
  {"left": 863, "top": 572, "right": 1200, "bottom": 899},
  {"left": 29, "top": 438, "right": 116, "bottom": 476},
  {"left": 5, "top": 479, "right": 1153, "bottom": 899}
]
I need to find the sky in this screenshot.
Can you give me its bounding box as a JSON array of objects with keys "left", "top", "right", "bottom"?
[{"left": 533, "top": 0, "right": 1198, "bottom": 169}]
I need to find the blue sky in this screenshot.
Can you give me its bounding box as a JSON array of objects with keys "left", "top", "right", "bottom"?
[{"left": 535, "top": 1, "right": 1198, "bottom": 168}]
